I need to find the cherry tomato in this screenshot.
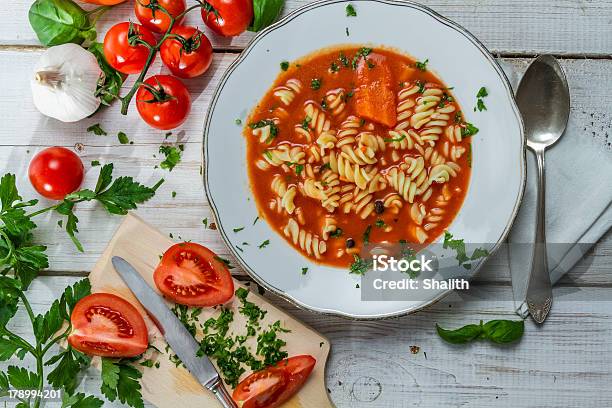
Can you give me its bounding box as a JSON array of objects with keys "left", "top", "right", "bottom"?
[
  {"left": 135, "top": 0, "right": 186, "bottom": 34},
  {"left": 136, "top": 75, "right": 191, "bottom": 130},
  {"left": 233, "top": 356, "right": 316, "bottom": 408},
  {"left": 28, "top": 147, "right": 84, "bottom": 200},
  {"left": 153, "top": 242, "right": 234, "bottom": 306},
  {"left": 160, "top": 26, "right": 213, "bottom": 78},
  {"left": 68, "top": 293, "right": 148, "bottom": 358},
  {"left": 103, "top": 22, "right": 156, "bottom": 75},
  {"left": 201, "top": 0, "right": 253, "bottom": 37},
  {"left": 80, "top": 0, "right": 126, "bottom": 4}
]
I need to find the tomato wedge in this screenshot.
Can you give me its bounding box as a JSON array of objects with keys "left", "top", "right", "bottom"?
[
  {"left": 233, "top": 355, "right": 316, "bottom": 408},
  {"left": 68, "top": 293, "right": 148, "bottom": 357},
  {"left": 153, "top": 242, "right": 234, "bottom": 306}
]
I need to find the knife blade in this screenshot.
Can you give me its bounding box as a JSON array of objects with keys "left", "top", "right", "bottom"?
[{"left": 111, "top": 256, "right": 237, "bottom": 408}]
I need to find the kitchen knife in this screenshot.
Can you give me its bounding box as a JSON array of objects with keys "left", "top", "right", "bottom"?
[{"left": 111, "top": 256, "right": 237, "bottom": 408}]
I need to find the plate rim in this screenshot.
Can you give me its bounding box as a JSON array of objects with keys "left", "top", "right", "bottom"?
[{"left": 203, "top": 0, "right": 527, "bottom": 320}]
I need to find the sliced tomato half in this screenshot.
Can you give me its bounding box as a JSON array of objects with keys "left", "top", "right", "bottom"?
[
  {"left": 233, "top": 355, "right": 317, "bottom": 408},
  {"left": 153, "top": 242, "right": 234, "bottom": 307},
  {"left": 68, "top": 293, "right": 148, "bottom": 357}
]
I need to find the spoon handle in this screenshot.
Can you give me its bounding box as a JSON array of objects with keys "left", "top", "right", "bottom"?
[{"left": 526, "top": 147, "right": 553, "bottom": 323}]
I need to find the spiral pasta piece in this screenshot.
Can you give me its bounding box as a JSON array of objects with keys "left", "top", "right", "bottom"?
[
  {"left": 328, "top": 151, "right": 371, "bottom": 190},
  {"left": 304, "top": 102, "right": 331, "bottom": 135},
  {"left": 322, "top": 216, "right": 338, "bottom": 240},
  {"left": 316, "top": 130, "right": 338, "bottom": 155},
  {"left": 396, "top": 85, "right": 419, "bottom": 130},
  {"left": 263, "top": 144, "right": 306, "bottom": 167},
  {"left": 324, "top": 88, "right": 347, "bottom": 117},
  {"left": 336, "top": 115, "right": 362, "bottom": 147},
  {"left": 273, "top": 79, "right": 302, "bottom": 106},
  {"left": 283, "top": 218, "right": 327, "bottom": 259},
  {"left": 410, "top": 88, "right": 443, "bottom": 129}
]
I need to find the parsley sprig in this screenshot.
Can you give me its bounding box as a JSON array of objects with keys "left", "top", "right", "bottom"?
[{"left": 0, "top": 277, "right": 100, "bottom": 408}]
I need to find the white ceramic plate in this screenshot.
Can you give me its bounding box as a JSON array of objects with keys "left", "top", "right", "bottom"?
[{"left": 204, "top": 0, "right": 525, "bottom": 319}]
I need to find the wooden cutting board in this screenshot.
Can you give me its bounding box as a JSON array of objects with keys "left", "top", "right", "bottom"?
[{"left": 88, "top": 213, "right": 333, "bottom": 408}]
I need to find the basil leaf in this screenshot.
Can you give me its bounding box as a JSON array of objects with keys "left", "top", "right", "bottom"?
[
  {"left": 482, "top": 320, "right": 524, "bottom": 344},
  {"left": 28, "top": 0, "right": 97, "bottom": 46},
  {"left": 436, "top": 323, "right": 483, "bottom": 344},
  {"left": 249, "top": 0, "right": 285, "bottom": 32},
  {"left": 89, "top": 43, "right": 125, "bottom": 107}
]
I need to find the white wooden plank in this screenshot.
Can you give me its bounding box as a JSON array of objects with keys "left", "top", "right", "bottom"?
[
  {"left": 3, "top": 0, "right": 612, "bottom": 55},
  {"left": 1, "top": 51, "right": 610, "bottom": 282},
  {"left": 3, "top": 276, "right": 612, "bottom": 407}
]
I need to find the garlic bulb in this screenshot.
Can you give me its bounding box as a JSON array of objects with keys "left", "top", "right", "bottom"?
[{"left": 31, "top": 43, "right": 103, "bottom": 123}]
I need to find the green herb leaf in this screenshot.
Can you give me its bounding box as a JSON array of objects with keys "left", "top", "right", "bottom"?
[
  {"left": 96, "top": 174, "right": 163, "bottom": 215},
  {"left": 101, "top": 358, "right": 144, "bottom": 408},
  {"left": 46, "top": 347, "right": 91, "bottom": 394},
  {"left": 435, "top": 323, "right": 483, "bottom": 344},
  {"left": 249, "top": 0, "right": 284, "bottom": 32},
  {"left": 280, "top": 61, "right": 289, "bottom": 71},
  {"left": 89, "top": 43, "right": 125, "bottom": 107},
  {"left": 258, "top": 240, "right": 270, "bottom": 249},
  {"left": 349, "top": 255, "right": 371, "bottom": 275},
  {"left": 415, "top": 58, "right": 429, "bottom": 71},
  {"left": 476, "top": 86, "right": 488, "bottom": 98},
  {"left": 117, "top": 131, "right": 130, "bottom": 145},
  {"left": 7, "top": 366, "right": 40, "bottom": 390},
  {"left": 61, "top": 392, "right": 104, "bottom": 408},
  {"left": 310, "top": 78, "right": 322, "bottom": 90},
  {"left": 301, "top": 267, "right": 308, "bottom": 275},
  {"left": 346, "top": 4, "right": 357, "bottom": 16},
  {"left": 461, "top": 122, "right": 479, "bottom": 137},
  {"left": 86, "top": 123, "right": 107, "bottom": 136},
  {"left": 482, "top": 319, "right": 524, "bottom": 344},
  {"left": 28, "top": 0, "right": 97, "bottom": 46}
]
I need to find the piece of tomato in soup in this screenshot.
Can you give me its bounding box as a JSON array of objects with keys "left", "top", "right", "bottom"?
[{"left": 354, "top": 52, "right": 397, "bottom": 127}]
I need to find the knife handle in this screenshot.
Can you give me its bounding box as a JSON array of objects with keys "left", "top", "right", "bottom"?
[{"left": 208, "top": 377, "right": 237, "bottom": 408}]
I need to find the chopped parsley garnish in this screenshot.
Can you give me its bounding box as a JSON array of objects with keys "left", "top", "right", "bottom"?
[
  {"left": 311, "top": 78, "right": 322, "bottom": 90},
  {"left": 350, "top": 255, "right": 372, "bottom": 275},
  {"left": 280, "top": 61, "right": 289, "bottom": 71},
  {"left": 461, "top": 122, "right": 479, "bottom": 137},
  {"left": 301, "top": 267, "right": 308, "bottom": 275},
  {"left": 438, "top": 93, "right": 454, "bottom": 108},
  {"left": 474, "top": 86, "right": 489, "bottom": 111},
  {"left": 159, "top": 145, "right": 182, "bottom": 171},
  {"left": 235, "top": 118, "right": 242, "bottom": 125},
  {"left": 117, "top": 131, "right": 129, "bottom": 144},
  {"left": 415, "top": 58, "right": 429, "bottom": 71},
  {"left": 330, "top": 61, "right": 340, "bottom": 73},
  {"left": 253, "top": 216, "right": 259, "bottom": 225},
  {"left": 249, "top": 119, "right": 279, "bottom": 142},
  {"left": 294, "top": 164, "right": 304, "bottom": 175},
  {"left": 87, "top": 123, "right": 107, "bottom": 136},
  {"left": 91, "top": 160, "right": 101, "bottom": 167},
  {"left": 339, "top": 52, "right": 350, "bottom": 67},
  {"left": 233, "top": 227, "right": 245, "bottom": 233},
  {"left": 351, "top": 47, "right": 373, "bottom": 69},
  {"left": 329, "top": 228, "right": 343, "bottom": 238},
  {"left": 301, "top": 116, "right": 312, "bottom": 129},
  {"left": 362, "top": 224, "right": 372, "bottom": 243},
  {"left": 202, "top": 218, "right": 208, "bottom": 228},
  {"left": 375, "top": 219, "right": 386, "bottom": 228},
  {"left": 346, "top": 4, "right": 357, "bottom": 16},
  {"left": 345, "top": 27, "right": 350, "bottom": 36},
  {"left": 384, "top": 134, "right": 406, "bottom": 143},
  {"left": 454, "top": 111, "right": 463, "bottom": 124},
  {"left": 321, "top": 162, "right": 332, "bottom": 170},
  {"left": 443, "top": 231, "right": 489, "bottom": 269},
  {"left": 258, "top": 240, "right": 270, "bottom": 249},
  {"left": 171, "top": 191, "right": 176, "bottom": 198},
  {"left": 416, "top": 80, "right": 426, "bottom": 93},
  {"left": 214, "top": 256, "right": 235, "bottom": 269}
]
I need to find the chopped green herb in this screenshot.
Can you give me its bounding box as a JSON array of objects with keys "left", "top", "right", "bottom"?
[
  {"left": 311, "top": 78, "right": 322, "bottom": 90},
  {"left": 461, "top": 123, "right": 479, "bottom": 137},
  {"left": 214, "top": 256, "right": 235, "bottom": 269},
  {"left": 416, "top": 80, "right": 426, "bottom": 93},
  {"left": 235, "top": 118, "right": 242, "bottom": 125},
  {"left": 375, "top": 219, "right": 386, "bottom": 228},
  {"left": 474, "top": 87, "right": 488, "bottom": 111},
  {"left": 346, "top": 4, "right": 357, "bottom": 16},
  {"left": 301, "top": 116, "right": 312, "bottom": 130},
  {"left": 443, "top": 231, "right": 489, "bottom": 269},
  {"left": 233, "top": 227, "right": 245, "bottom": 233},
  {"left": 202, "top": 218, "right": 208, "bottom": 228},
  {"left": 280, "top": 61, "right": 289, "bottom": 71},
  {"left": 339, "top": 52, "right": 349, "bottom": 67},
  {"left": 350, "top": 255, "right": 371, "bottom": 275},
  {"left": 384, "top": 134, "right": 406, "bottom": 143},
  {"left": 117, "top": 131, "right": 129, "bottom": 144},
  {"left": 301, "top": 267, "right": 308, "bottom": 275},
  {"left": 91, "top": 160, "right": 101, "bottom": 167},
  {"left": 87, "top": 123, "right": 107, "bottom": 136},
  {"left": 329, "top": 228, "right": 343, "bottom": 238},
  {"left": 345, "top": 27, "right": 350, "bottom": 36},
  {"left": 351, "top": 47, "right": 373, "bottom": 69},
  {"left": 258, "top": 240, "right": 270, "bottom": 249},
  {"left": 249, "top": 119, "right": 279, "bottom": 142},
  {"left": 253, "top": 216, "right": 260, "bottom": 225},
  {"left": 454, "top": 111, "right": 463, "bottom": 124},
  {"left": 165, "top": 132, "right": 172, "bottom": 139},
  {"left": 415, "top": 58, "right": 429, "bottom": 71},
  {"left": 330, "top": 61, "right": 340, "bottom": 73},
  {"left": 476, "top": 86, "right": 488, "bottom": 98},
  {"left": 171, "top": 191, "right": 176, "bottom": 198},
  {"left": 362, "top": 225, "right": 372, "bottom": 243},
  {"left": 159, "top": 145, "right": 182, "bottom": 171}
]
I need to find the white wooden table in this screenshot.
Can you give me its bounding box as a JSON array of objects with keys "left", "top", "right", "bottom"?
[{"left": 2, "top": 1, "right": 612, "bottom": 406}]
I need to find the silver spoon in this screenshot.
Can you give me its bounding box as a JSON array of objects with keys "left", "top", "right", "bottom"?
[{"left": 515, "top": 55, "right": 570, "bottom": 324}]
